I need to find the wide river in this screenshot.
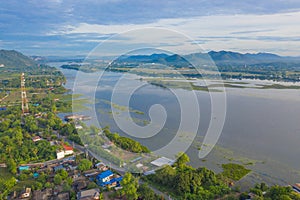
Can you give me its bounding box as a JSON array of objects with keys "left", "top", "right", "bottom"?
[{"left": 52, "top": 63, "right": 300, "bottom": 188}]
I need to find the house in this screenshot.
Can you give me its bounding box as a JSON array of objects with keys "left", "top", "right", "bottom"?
[
  {"left": 77, "top": 188, "right": 100, "bottom": 200},
  {"left": 56, "top": 150, "right": 65, "bottom": 159},
  {"left": 75, "top": 125, "right": 83, "bottom": 129},
  {"left": 32, "top": 188, "right": 52, "bottom": 200},
  {"left": 101, "top": 141, "right": 113, "bottom": 149},
  {"left": 57, "top": 144, "right": 74, "bottom": 159},
  {"left": 95, "top": 162, "right": 108, "bottom": 171},
  {"left": 32, "top": 136, "right": 42, "bottom": 142},
  {"left": 150, "top": 157, "right": 174, "bottom": 167},
  {"left": 83, "top": 169, "right": 100, "bottom": 177},
  {"left": 55, "top": 192, "right": 70, "bottom": 200},
  {"left": 96, "top": 170, "right": 114, "bottom": 186},
  {"left": 18, "top": 166, "right": 30, "bottom": 172},
  {"left": 293, "top": 183, "right": 300, "bottom": 194},
  {"left": 107, "top": 176, "right": 123, "bottom": 188},
  {"left": 63, "top": 144, "right": 74, "bottom": 155},
  {"left": 96, "top": 170, "right": 123, "bottom": 187},
  {"left": 53, "top": 165, "right": 65, "bottom": 172},
  {"left": 75, "top": 180, "right": 88, "bottom": 191},
  {"left": 20, "top": 188, "right": 31, "bottom": 199}
]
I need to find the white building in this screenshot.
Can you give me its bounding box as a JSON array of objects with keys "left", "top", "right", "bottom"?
[{"left": 56, "top": 151, "right": 65, "bottom": 160}]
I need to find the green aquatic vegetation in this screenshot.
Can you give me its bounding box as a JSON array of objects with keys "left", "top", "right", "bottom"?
[{"left": 221, "top": 163, "right": 251, "bottom": 181}]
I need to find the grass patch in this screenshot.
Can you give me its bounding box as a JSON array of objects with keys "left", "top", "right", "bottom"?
[
  {"left": 257, "top": 84, "right": 300, "bottom": 89},
  {"left": 148, "top": 80, "right": 221, "bottom": 92},
  {"left": 0, "top": 168, "right": 13, "bottom": 180},
  {"left": 13, "top": 179, "right": 36, "bottom": 192},
  {"left": 221, "top": 163, "right": 251, "bottom": 181},
  {"left": 100, "top": 99, "right": 145, "bottom": 115}
]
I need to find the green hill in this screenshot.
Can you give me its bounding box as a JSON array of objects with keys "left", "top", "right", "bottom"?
[{"left": 0, "top": 49, "right": 37, "bottom": 70}]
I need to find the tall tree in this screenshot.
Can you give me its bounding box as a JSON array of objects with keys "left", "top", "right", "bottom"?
[
  {"left": 121, "top": 172, "right": 138, "bottom": 200},
  {"left": 174, "top": 152, "right": 190, "bottom": 169}
]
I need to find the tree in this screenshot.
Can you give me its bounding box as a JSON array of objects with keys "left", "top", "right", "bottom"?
[
  {"left": 7, "top": 158, "right": 17, "bottom": 174},
  {"left": 58, "top": 169, "right": 68, "bottom": 180},
  {"left": 87, "top": 182, "right": 98, "bottom": 189},
  {"left": 174, "top": 152, "right": 190, "bottom": 169},
  {"left": 54, "top": 174, "right": 62, "bottom": 185},
  {"left": 120, "top": 172, "right": 138, "bottom": 200},
  {"left": 138, "top": 183, "right": 157, "bottom": 200},
  {"left": 62, "top": 182, "right": 72, "bottom": 192},
  {"left": 99, "top": 193, "right": 104, "bottom": 200},
  {"left": 78, "top": 159, "right": 93, "bottom": 171},
  {"left": 155, "top": 165, "right": 176, "bottom": 186},
  {"left": 14, "top": 129, "right": 23, "bottom": 146},
  {"left": 45, "top": 182, "right": 52, "bottom": 188},
  {"left": 265, "top": 185, "right": 293, "bottom": 200},
  {"left": 66, "top": 177, "right": 73, "bottom": 186},
  {"left": 34, "top": 182, "right": 43, "bottom": 190}
]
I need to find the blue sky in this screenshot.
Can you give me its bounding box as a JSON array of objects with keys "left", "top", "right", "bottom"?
[{"left": 1, "top": 0, "right": 300, "bottom": 56}]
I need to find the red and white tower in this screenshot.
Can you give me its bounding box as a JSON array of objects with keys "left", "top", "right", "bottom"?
[{"left": 21, "top": 73, "right": 29, "bottom": 114}]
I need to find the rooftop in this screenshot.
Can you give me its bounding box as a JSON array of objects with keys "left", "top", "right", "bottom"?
[
  {"left": 150, "top": 157, "right": 174, "bottom": 167},
  {"left": 63, "top": 144, "right": 73, "bottom": 151},
  {"left": 97, "top": 170, "right": 113, "bottom": 179},
  {"left": 78, "top": 188, "right": 100, "bottom": 200}
]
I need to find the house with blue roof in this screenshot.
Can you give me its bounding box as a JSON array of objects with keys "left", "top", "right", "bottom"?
[
  {"left": 97, "top": 170, "right": 113, "bottom": 183},
  {"left": 96, "top": 170, "right": 123, "bottom": 187}
]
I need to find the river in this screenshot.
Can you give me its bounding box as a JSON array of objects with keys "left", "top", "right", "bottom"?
[{"left": 51, "top": 62, "right": 300, "bottom": 188}]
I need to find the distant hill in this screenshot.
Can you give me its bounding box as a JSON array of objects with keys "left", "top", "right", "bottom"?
[
  {"left": 0, "top": 49, "right": 37, "bottom": 69},
  {"left": 112, "top": 50, "right": 300, "bottom": 68},
  {"left": 207, "top": 51, "right": 283, "bottom": 64}
]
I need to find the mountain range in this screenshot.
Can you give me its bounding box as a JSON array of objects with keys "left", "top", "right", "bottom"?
[
  {"left": 1, "top": 49, "right": 300, "bottom": 69},
  {"left": 114, "top": 50, "right": 300, "bottom": 67}
]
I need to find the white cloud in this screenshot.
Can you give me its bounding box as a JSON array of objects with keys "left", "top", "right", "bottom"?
[{"left": 37, "top": 11, "right": 300, "bottom": 56}]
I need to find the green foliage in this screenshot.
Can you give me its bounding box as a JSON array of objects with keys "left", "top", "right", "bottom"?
[
  {"left": 87, "top": 182, "right": 98, "bottom": 189},
  {"left": 7, "top": 159, "right": 17, "bottom": 174},
  {"left": 89, "top": 145, "right": 123, "bottom": 166},
  {"left": 62, "top": 182, "right": 72, "bottom": 192},
  {"left": 66, "top": 177, "right": 73, "bottom": 186},
  {"left": 265, "top": 185, "right": 294, "bottom": 200},
  {"left": 147, "top": 154, "right": 230, "bottom": 199},
  {"left": 120, "top": 172, "right": 138, "bottom": 200},
  {"left": 44, "top": 182, "right": 52, "bottom": 188},
  {"left": 240, "top": 183, "right": 300, "bottom": 200},
  {"left": 34, "top": 181, "right": 43, "bottom": 190},
  {"left": 57, "top": 169, "right": 68, "bottom": 180},
  {"left": 138, "top": 183, "right": 161, "bottom": 200},
  {"left": 54, "top": 174, "right": 62, "bottom": 185},
  {"left": 105, "top": 130, "right": 150, "bottom": 153},
  {"left": 221, "top": 163, "right": 251, "bottom": 181},
  {"left": 174, "top": 152, "right": 190, "bottom": 169},
  {"left": 0, "top": 168, "right": 16, "bottom": 198},
  {"left": 78, "top": 159, "right": 93, "bottom": 171}
]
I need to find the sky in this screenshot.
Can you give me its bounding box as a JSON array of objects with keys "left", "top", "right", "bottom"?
[{"left": 1, "top": 0, "right": 300, "bottom": 56}]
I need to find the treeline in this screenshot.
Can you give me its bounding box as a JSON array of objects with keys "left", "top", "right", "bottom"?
[
  {"left": 103, "top": 128, "right": 150, "bottom": 153},
  {"left": 239, "top": 182, "right": 300, "bottom": 200},
  {"left": 145, "top": 153, "right": 230, "bottom": 199}
]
